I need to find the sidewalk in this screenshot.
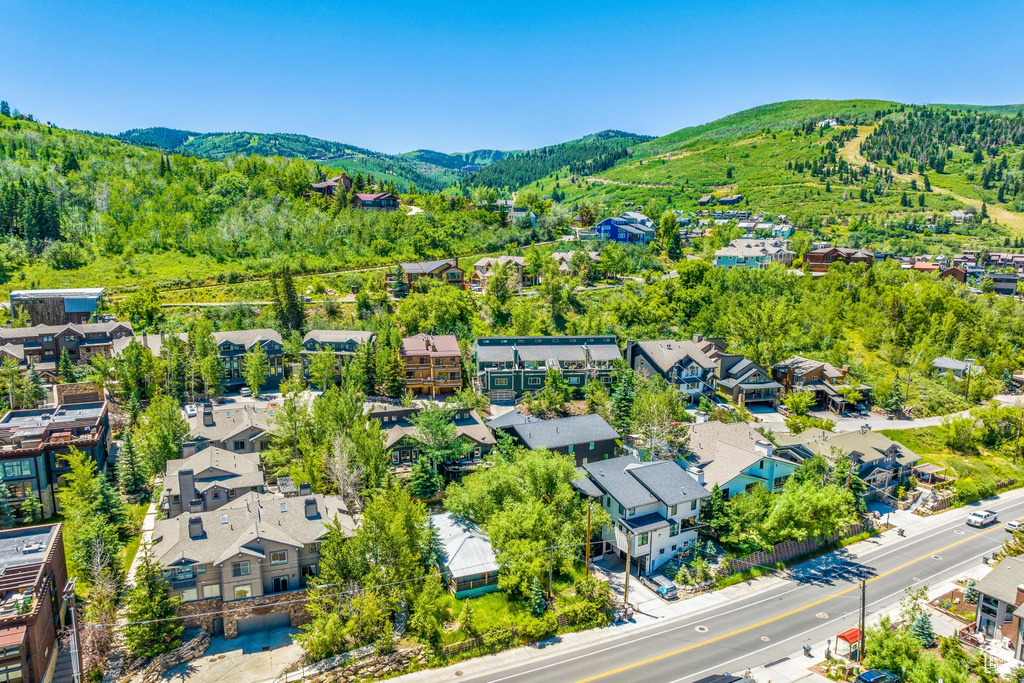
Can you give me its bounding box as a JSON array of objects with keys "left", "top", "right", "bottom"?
[{"left": 125, "top": 480, "right": 161, "bottom": 586}]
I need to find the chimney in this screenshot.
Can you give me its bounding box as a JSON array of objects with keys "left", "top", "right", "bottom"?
[
  {"left": 687, "top": 468, "right": 705, "bottom": 486},
  {"left": 178, "top": 468, "right": 196, "bottom": 503},
  {"left": 189, "top": 498, "right": 204, "bottom": 513},
  {"left": 298, "top": 482, "right": 312, "bottom": 496},
  {"left": 695, "top": 411, "right": 708, "bottom": 424},
  {"left": 693, "top": 334, "right": 703, "bottom": 344},
  {"left": 304, "top": 498, "right": 318, "bottom": 519},
  {"left": 202, "top": 406, "right": 214, "bottom": 427},
  {"left": 188, "top": 516, "right": 203, "bottom": 539},
  {"left": 1016, "top": 585, "right": 1024, "bottom": 607},
  {"left": 753, "top": 440, "right": 773, "bottom": 458}
]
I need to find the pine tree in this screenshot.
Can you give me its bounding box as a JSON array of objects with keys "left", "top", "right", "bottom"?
[
  {"left": 275, "top": 267, "right": 305, "bottom": 331},
  {"left": 458, "top": 600, "right": 476, "bottom": 637},
  {"left": 0, "top": 102, "right": 9, "bottom": 118},
  {"left": 667, "top": 228, "right": 683, "bottom": 261},
  {"left": 117, "top": 425, "right": 146, "bottom": 495},
  {"left": 406, "top": 459, "right": 441, "bottom": 499},
  {"left": 58, "top": 349, "right": 77, "bottom": 384},
  {"left": 19, "top": 492, "right": 42, "bottom": 525},
  {"left": 910, "top": 611, "right": 936, "bottom": 648},
  {"left": 122, "top": 550, "right": 183, "bottom": 657},
  {"left": 0, "top": 475, "right": 15, "bottom": 529},
  {"left": 610, "top": 366, "right": 638, "bottom": 435},
  {"left": 964, "top": 580, "right": 979, "bottom": 605},
  {"left": 981, "top": 202, "right": 989, "bottom": 218},
  {"left": 529, "top": 576, "right": 547, "bottom": 617},
  {"left": 389, "top": 265, "right": 406, "bottom": 298},
  {"left": 125, "top": 390, "right": 143, "bottom": 425},
  {"left": 700, "top": 484, "right": 728, "bottom": 539}
]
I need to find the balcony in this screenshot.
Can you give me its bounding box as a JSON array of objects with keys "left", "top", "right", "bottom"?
[{"left": 171, "top": 578, "right": 197, "bottom": 591}]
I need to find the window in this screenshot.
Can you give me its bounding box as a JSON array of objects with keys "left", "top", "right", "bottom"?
[
  {"left": 527, "top": 377, "right": 542, "bottom": 386},
  {"left": 180, "top": 587, "right": 198, "bottom": 602},
  {"left": 638, "top": 532, "right": 649, "bottom": 546},
  {"left": 308, "top": 542, "right": 321, "bottom": 553},
  {"left": 233, "top": 585, "right": 252, "bottom": 600},
  {"left": 195, "top": 564, "right": 206, "bottom": 574},
  {"left": 172, "top": 495, "right": 180, "bottom": 503},
  {"left": 690, "top": 499, "right": 698, "bottom": 511},
  {"left": 494, "top": 377, "right": 509, "bottom": 386},
  {"left": 670, "top": 522, "right": 679, "bottom": 537},
  {"left": 605, "top": 496, "right": 610, "bottom": 508},
  {"left": 280, "top": 503, "right": 287, "bottom": 512},
  {"left": 300, "top": 564, "right": 318, "bottom": 580},
  {"left": 628, "top": 508, "right": 635, "bottom": 517},
  {"left": 270, "top": 550, "right": 288, "bottom": 565},
  {"left": 42, "top": 336, "right": 53, "bottom": 342},
  {"left": 203, "top": 584, "right": 221, "bottom": 599},
  {"left": 231, "top": 561, "right": 250, "bottom": 577},
  {"left": 567, "top": 445, "right": 574, "bottom": 454},
  {"left": 2, "top": 460, "right": 31, "bottom": 478},
  {"left": 419, "top": 357, "right": 428, "bottom": 364},
  {"left": 1, "top": 646, "right": 17, "bottom": 657},
  {"left": 773, "top": 476, "right": 789, "bottom": 490},
  {"left": 437, "top": 372, "right": 447, "bottom": 381},
  {"left": 212, "top": 491, "right": 221, "bottom": 500},
  {"left": 233, "top": 440, "right": 246, "bottom": 451},
  {"left": 273, "top": 576, "right": 290, "bottom": 592},
  {"left": 568, "top": 377, "right": 580, "bottom": 385},
  {"left": 618, "top": 504, "right": 625, "bottom": 515},
  {"left": 589, "top": 442, "right": 595, "bottom": 451},
  {"left": 670, "top": 504, "right": 677, "bottom": 516},
  {"left": 759, "top": 460, "right": 764, "bottom": 470},
  {"left": 0, "top": 662, "right": 23, "bottom": 683}
]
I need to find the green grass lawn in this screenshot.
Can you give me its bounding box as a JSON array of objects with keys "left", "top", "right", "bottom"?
[
  {"left": 120, "top": 501, "right": 151, "bottom": 575},
  {"left": 881, "top": 427, "right": 1024, "bottom": 488}
]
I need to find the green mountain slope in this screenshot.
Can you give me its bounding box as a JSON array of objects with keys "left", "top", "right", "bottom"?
[{"left": 463, "top": 130, "right": 652, "bottom": 190}]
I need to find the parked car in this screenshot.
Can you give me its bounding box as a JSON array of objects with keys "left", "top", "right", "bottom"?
[
  {"left": 967, "top": 510, "right": 999, "bottom": 527},
  {"left": 1006, "top": 519, "right": 1022, "bottom": 533},
  {"left": 239, "top": 387, "right": 252, "bottom": 397},
  {"left": 854, "top": 670, "right": 899, "bottom": 683},
  {"left": 184, "top": 404, "right": 198, "bottom": 418},
  {"left": 649, "top": 574, "right": 677, "bottom": 599}
]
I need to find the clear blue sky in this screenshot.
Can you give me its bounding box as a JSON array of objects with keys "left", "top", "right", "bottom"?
[{"left": 2, "top": 0, "right": 1022, "bottom": 154}]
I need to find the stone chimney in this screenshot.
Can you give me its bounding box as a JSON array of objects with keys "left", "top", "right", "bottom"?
[
  {"left": 202, "top": 406, "right": 214, "bottom": 427},
  {"left": 189, "top": 498, "right": 204, "bottom": 513},
  {"left": 188, "top": 516, "right": 203, "bottom": 539},
  {"left": 178, "top": 468, "right": 196, "bottom": 503},
  {"left": 298, "top": 482, "right": 312, "bottom": 496},
  {"left": 304, "top": 498, "right": 318, "bottom": 519}
]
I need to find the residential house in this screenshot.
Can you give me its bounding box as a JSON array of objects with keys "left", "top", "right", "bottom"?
[
  {"left": 495, "top": 413, "right": 619, "bottom": 467},
  {"left": 183, "top": 403, "right": 274, "bottom": 457},
  {"left": 718, "top": 194, "right": 744, "bottom": 205},
  {"left": 712, "top": 239, "right": 794, "bottom": 270},
  {"left": 683, "top": 420, "right": 799, "bottom": 500},
  {"left": 0, "top": 399, "right": 109, "bottom": 517},
  {"left": 573, "top": 455, "right": 708, "bottom": 574},
  {"left": 367, "top": 404, "right": 494, "bottom": 473},
  {"left": 508, "top": 207, "right": 537, "bottom": 225},
  {"left": 300, "top": 330, "right": 375, "bottom": 381},
  {"left": 714, "top": 354, "right": 781, "bottom": 408},
  {"left": 9, "top": 288, "right": 105, "bottom": 326},
  {"left": 940, "top": 266, "right": 968, "bottom": 283},
  {"left": 151, "top": 492, "right": 356, "bottom": 639},
  {"left": 352, "top": 192, "right": 399, "bottom": 211},
  {"left": 162, "top": 449, "right": 266, "bottom": 518},
  {"left": 949, "top": 209, "right": 976, "bottom": 225},
  {"left": 307, "top": 173, "right": 352, "bottom": 199},
  {"left": 386, "top": 260, "right": 465, "bottom": 295},
  {"left": 0, "top": 321, "right": 133, "bottom": 380},
  {"left": 212, "top": 329, "right": 285, "bottom": 389},
  {"left": 772, "top": 356, "right": 872, "bottom": 414},
  {"left": 697, "top": 195, "right": 714, "bottom": 206},
  {"left": 625, "top": 337, "right": 722, "bottom": 404},
  {"left": 400, "top": 334, "right": 463, "bottom": 397},
  {"left": 985, "top": 272, "right": 1020, "bottom": 296},
  {"left": 774, "top": 427, "right": 920, "bottom": 502},
  {"left": 931, "top": 356, "right": 984, "bottom": 379},
  {"left": 473, "top": 335, "right": 621, "bottom": 401},
  {"left": 432, "top": 512, "right": 499, "bottom": 598},
  {"left": 470, "top": 256, "right": 535, "bottom": 289},
  {"left": 804, "top": 247, "right": 875, "bottom": 273},
  {"left": 0, "top": 524, "right": 70, "bottom": 683},
  {"left": 973, "top": 555, "right": 1024, "bottom": 657},
  {"left": 593, "top": 212, "right": 657, "bottom": 243},
  {"left": 551, "top": 251, "right": 600, "bottom": 276}
]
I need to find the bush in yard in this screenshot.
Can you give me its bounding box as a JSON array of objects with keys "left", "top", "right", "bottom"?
[
  {"left": 528, "top": 576, "right": 546, "bottom": 617},
  {"left": 910, "top": 611, "right": 937, "bottom": 648},
  {"left": 953, "top": 478, "right": 980, "bottom": 505},
  {"left": 516, "top": 613, "right": 557, "bottom": 640},
  {"left": 964, "top": 580, "right": 979, "bottom": 604}
]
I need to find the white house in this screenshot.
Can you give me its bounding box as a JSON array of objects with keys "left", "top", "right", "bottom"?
[{"left": 574, "top": 455, "right": 709, "bottom": 575}]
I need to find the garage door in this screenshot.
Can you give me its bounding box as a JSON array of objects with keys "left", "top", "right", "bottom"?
[{"left": 235, "top": 611, "right": 291, "bottom": 635}]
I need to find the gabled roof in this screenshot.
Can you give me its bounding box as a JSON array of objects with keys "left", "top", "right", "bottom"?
[
  {"left": 401, "top": 260, "right": 460, "bottom": 275},
  {"left": 685, "top": 421, "right": 786, "bottom": 488},
  {"left": 974, "top": 555, "right": 1024, "bottom": 605},
  {"left": 164, "top": 447, "right": 264, "bottom": 498},
  {"left": 432, "top": 512, "right": 498, "bottom": 579},
  {"left": 401, "top": 333, "right": 461, "bottom": 357},
  {"left": 186, "top": 404, "right": 274, "bottom": 445},
  {"left": 775, "top": 355, "right": 844, "bottom": 380},
  {"left": 302, "top": 330, "right": 375, "bottom": 346},
  {"left": 509, "top": 414, "right": 619, "bottom": 451},
  {"left": 580, "top": 454, "right": 707, "bottom": 509},
  {"left": 774, "top": 428, "right": 920, "bottom": 468},
  {"left": 213, "top": 329, "right": 282, "bottom": 350},
  {"left": 634, "top": 339, "right": 717, "bottom": 374}
]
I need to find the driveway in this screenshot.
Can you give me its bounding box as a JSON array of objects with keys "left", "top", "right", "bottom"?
[{"left": 163, "top": 627, "right": 304, "bottom": 683}]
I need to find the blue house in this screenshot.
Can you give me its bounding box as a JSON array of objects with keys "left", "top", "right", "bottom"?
[{"left": 594, "top": 212, "right": 657, "bottom": 244}]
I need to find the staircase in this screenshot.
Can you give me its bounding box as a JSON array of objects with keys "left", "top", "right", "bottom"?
[{"left": 52, "top": 646, "right": 75, "bottom": 683}]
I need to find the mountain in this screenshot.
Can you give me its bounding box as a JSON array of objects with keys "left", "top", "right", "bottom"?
[
  {"left": 116, "top": 128, "right": 452, "bottom": 192},
  {"left": 463, "top": 130, "right": 653, "bottom": 190}
]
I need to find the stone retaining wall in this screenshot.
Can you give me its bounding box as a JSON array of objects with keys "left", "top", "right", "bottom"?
[
  {"left": 300, "top": 647, "right": 426, "bottom": 683},
  {"left": 129, "top": 628, "right": 210, "bottom": 683}
]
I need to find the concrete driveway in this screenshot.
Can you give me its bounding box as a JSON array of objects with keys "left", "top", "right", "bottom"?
[{"left": 162, "top": 627, "right": 304, "bottom": 683}]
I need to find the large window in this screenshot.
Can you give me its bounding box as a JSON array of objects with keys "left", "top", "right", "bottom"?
[
  {"left": 637, "top": 533, "right": 649, "bottom": 546},
  {"left": 180, "top": 587, "right": 198, "bottom": 602},
  {"left": 231, "top": 561, "right": 250, "bottom": 577},
  {"left": 234, "top": 585, "right": 252, "bottom": 600},
  {"left": 203, "top": 584, "right": 221, "bottom": 599},
  {"left": 2, "top": 460, "right": 31, "bottom": 478},
  {"left": 270, "top": 550, "right": 288, "bottom": 565},
  {"left": 0, "top": 662, "right": 22, "bottom": 683}
]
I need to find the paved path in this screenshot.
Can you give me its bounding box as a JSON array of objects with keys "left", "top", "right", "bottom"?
[
  {"left": 389, "top": 487, "right": 1024, "bottom": 683},
  {"left": 125, "top": 485, "right": 160, "bottom": 586}
]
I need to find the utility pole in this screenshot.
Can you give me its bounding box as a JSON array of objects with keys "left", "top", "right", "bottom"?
[
  {"left": 624, "top": 530, "right": 632, "bottom": 607},
  {"left": 859, "top": 580, "right": 867, "bottom": 662},
  {"left": 585, "top": 502, "right": 592, "bottom": 580}
]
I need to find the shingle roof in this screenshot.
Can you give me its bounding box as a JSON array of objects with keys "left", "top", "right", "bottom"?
[
  {"left": 187, "top": 404, "right": 274, "bottom": 445},
  {"left": 151, "top": 491, "right": 356, "bottom": 567},
  {"left": 401, "top": 260, "right": 457, "bottom": 275},
  {"left": 627, "top": 460, "right": 710, "bottom": 506},
  {"left": 776, "top": 355, "right": 844, "bottom": 380},
  {"left": 774, "top": 429, "right": 920, "bottom": 468},
  {"left": 580, "top": 454, "right": 707, "bottom": 509},
  {"left": 510, "top": 414, "right": 620, "bottom": 450},
  {"left": 302, "top": 330, "right": 375, "bottom": 346},
  {"left": 164, "top": 448, "right": 265, "bottom": 498},
  {"left": 486, "top": 410, "right": 541, "bottom": 430},
  {"left": 974, "top": 555, "right": 1024, "bottom": 605},
  {"left": 213, "top": 329, "right": 283, "bottom": 350},
  {"left": 401, "top": 334, "right": 461, "bottom": 357},
  {"left": 635, "top": 340, "right": 717, "bottom": 374},
  {"left": 685, "top": 421, "right": 782, "bottom": 487}
]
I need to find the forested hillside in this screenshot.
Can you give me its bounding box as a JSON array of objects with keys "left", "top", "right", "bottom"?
[
  {"left": 0, "top": 113, "right": 558, "bottom": 294},
  {"left": 463, "top": 130, "right": 651, "bottom": 191}
]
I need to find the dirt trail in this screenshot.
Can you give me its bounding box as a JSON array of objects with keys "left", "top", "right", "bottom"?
[
  {"left": 839, "top": 125, "right": 1024, "bottom": 232},
  {"left": 585, "top": 177, "right": 676, "bottom": 189}
]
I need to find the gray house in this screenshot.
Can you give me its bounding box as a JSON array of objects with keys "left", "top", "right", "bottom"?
[
  {"left": 162, "top": 448, "right": 266, "bottom": 518},
  {"left": 625, "top": 336, "right": 723, "bottom": 404},
  {"left": 974, "top": 555, "right": 1024, "bottom": 660},
  {"left": 496, "top": 413, "right": 619, "bottom": 466}
]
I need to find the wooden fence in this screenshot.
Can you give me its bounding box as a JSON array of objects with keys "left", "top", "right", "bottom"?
[{"left": 727, "top": 522, "right": 871, "bottom": 574}]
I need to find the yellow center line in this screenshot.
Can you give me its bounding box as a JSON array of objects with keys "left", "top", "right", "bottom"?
[{"left": 576, "top": 523, "right": 1007, "bottom": 682}]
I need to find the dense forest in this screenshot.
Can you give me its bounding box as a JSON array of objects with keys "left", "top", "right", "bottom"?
[{"left": 464, "top": 131, "right": 650, "bottom": 190}]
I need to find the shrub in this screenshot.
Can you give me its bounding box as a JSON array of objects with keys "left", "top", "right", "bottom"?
[
  {"left": 953, "top": 478, "right": 980, "bottom": 505},
  {"left": 44, "top": 242, "right": 88, "bottom": 270},
  {"left": 517, "top": 613, "right": 557, "bottom": 640}
]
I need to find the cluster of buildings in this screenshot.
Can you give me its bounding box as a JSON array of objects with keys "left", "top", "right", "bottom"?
[
  {"left": 712, "top": 238, "right": 795, "bottom": 270},
  {"left": 306, "top": 173, "right": 399, "bottom": 211}
]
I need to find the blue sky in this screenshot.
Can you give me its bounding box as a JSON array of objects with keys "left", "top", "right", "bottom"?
[{"left": 2, "top": 0, "right": 1022, "bottom": 154}]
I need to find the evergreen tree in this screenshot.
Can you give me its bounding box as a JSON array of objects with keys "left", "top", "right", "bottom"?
[
  {"left": 981, "top": 202, "right": 989, "bottom": 218},
  {"left": 528, "top": 576, "right": 547, "bottom": 617},
  {"left": 242, "top": 343, "right": 269, "bottom": 398},
  {"left": 964, "top": 579, "right": 979, "bottom": 605},
  {"left": 117, "top": 425, "right": 146, "bottom": 495},
  {"left": 124, "top": 391, "right": 143, "bottom": 425},
  {"left": 347, "top": 339, "right": 377, "bottom": 395},
  {"left": 0, "top": 102, "right": 9, "bottom": 117},
  {"left": 57, "top": 349, "right": 77, "bottom": 384},
  {"left": 610, "top": 366, "right": 638, "bottom": 435},
  {"left": 275, "top": 267, "right": 306, "bottom": 331},
  {"left": 700, "top": 484, "right": 728, "bottom": 539},
  {"left": 406, "top": 459, "right": 441, "bottom": 499},
  {"left": 389, "top": 265, "right": 406, "bottom": 298},
  {"left": 667, "top": 227, "right": 683, "bottom": 261},
  {"left": 122, "top": 550, "right": 183, "bottom": 657},
  {"left": 19, "top": 492, "right": 42, "bottom": 525},
  {"left": 0, "top": 475, "right": 15, "bottom": 529},
  {"left": 910, "top": 611, "right": 936, "bottom": 648}
]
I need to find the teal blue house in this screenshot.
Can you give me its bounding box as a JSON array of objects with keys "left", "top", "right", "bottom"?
[{"left": 433, "top": 512, "right": 500, "bottom": 599}]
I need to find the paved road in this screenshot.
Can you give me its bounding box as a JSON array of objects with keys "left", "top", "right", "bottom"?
[{"left": 452, "top": 495, "right": 1024, "bottom": 683}]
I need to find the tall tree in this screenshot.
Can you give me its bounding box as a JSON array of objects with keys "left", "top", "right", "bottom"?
[
  {"left": 0, "top": 474, "right": 15, "bottom": 529},
  {"left": 117, "top": 425, "right": 147, "bottom": 495},
  {"left": 135, "top": 394, "right": 189, "bottom": 476},
  {"left": 57, "top": 349, "right": 78, "bottom": 384},
  {"left": 309, "top": 345, "right": 338, "bottom": 390},
  {"left": 54, "top": 447, "right": 123, "bottom": 578},
  {"left": 242, "top": 343, "right": 269, "bottom": 398},
  {"left": 122, "top": 549, "right": 183, "bottom": 657}
]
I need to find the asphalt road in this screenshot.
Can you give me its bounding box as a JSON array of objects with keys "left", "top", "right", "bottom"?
[{"left": 460, "top": 497, "right": 1024, "bottom": 683}]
